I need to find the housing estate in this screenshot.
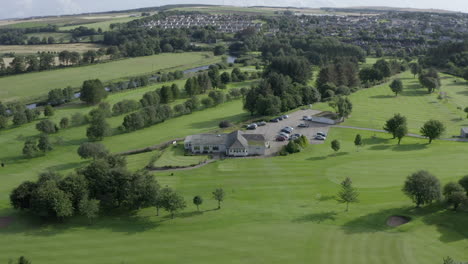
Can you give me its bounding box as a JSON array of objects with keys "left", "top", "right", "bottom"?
[{"left": 184, "top": 130, "right": 269, "bottom": 156}]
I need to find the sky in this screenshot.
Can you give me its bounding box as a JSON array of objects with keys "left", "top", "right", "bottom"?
[{"left": 1, "top": 0, "right": 468, "bottom": 20}]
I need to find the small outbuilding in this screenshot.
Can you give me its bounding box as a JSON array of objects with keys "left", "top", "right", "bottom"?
[{"left": 461, "top": 127, "right": 468, "bottom": 138}]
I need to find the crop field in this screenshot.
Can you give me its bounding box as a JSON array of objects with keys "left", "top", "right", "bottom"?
[
  {"left": 314, "top": 71, "right": 468, "bottom": 137},
  {"left": 0, "top": 52, "right": 220, "bottom": 103},
  {"left": 0, "top": 43, "right": 103, "bottom": 56},
  {"left": 59, "top": 16, "right": 140, "bottom": 31}
]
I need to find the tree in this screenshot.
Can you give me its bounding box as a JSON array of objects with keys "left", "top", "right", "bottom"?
[
  {"left": 464, "top": 107, "right": 468, "bottom": 118},
  {"left": 163, "top": 191, "right": 186, "bottom": 219},
  {"left": 409, "top": 62, "right": 420, "bottom": 78},
  {"left": 77, "top": 142, "right": 109, "bottom": 159},
  {"left": 78, "top": 195, "right": 100, "bottom": 223},
  {"left": 59, "top": 117, "right": 69, "bottom": 129},
  {"left": 155, "top": 187, "right": 171, "bottom": 216},
  {"left": 383, "top": 114, "right": 407, "bottom": 139},
  {"left": 447, "top": 192, "right": 467, "bottom": 211},
  {"left": 193, "top": 195, "right": 203, "bottom": 211},
  {"left": 402, "top": 170, "right": 441, "bottom": 207},
  {"left": 443, "top": 182, "right": 466, "bottom": 210},
  {"left": 329, "top": 96, "right": 352, "bottom": 119},
  {"left": 331, "top": 139, "right": 340, "bottom": 154},
  {"left": 36, "top": 120, "right": 58, "bottom": 134},
  {"left": 16, "top": 256, "right": 32, "bottom": 264},
  {"left": 37, "top": 134, "right": 53, "bottom": 153},
  {"left": 213, "top": 45, "right": 226, "bottom": 56},
  {"left": 10, "top": 181, "right": 37, "bottom": 210},
  {"left": 220, "top": 72, "right": 231, "bottom": 84},
  {"left": 395, "top": 124, "right": 408, "bottom": 145},
  {"left": 389, "top": 79, "right": 403, "bottom": 96},
  {"left": 86, "top": 110, "right": 110, "bottom": 141},
  {"left": 30, "top": 179, "right": 73, "bottom": 219},
  {"left": 420, "top": 120, "right": 445, "bottom": 143},
  {"left": 23, "top": 139, "right": 38, "bottom": 158},
  {"left": 212, "top": 188, "right": 225, "bottom": 209},
  {"left": 337, "top": 177, "right": 359, "bottom": 211},
  {"left": 458, "top": 175, "right": 468, "bottom": 194},
  {"left": 80, "top": 79, "right": 106, "bottom": 105},
  {"left": 0, "top": 115, "right": 8, "bottom": 129},
  {"left": 354, "top": 134, "right": 362, "bottom": 151}
]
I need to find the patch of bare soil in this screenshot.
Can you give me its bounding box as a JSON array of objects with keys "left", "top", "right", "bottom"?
[
  {"left": 386, "top": 215, "right": 411, "bottom": 227},
  {"left": 0, "top": 216, "right": 13, "bottom": 228}
]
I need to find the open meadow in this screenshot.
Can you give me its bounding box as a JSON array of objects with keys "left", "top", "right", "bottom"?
[
  {"left": 314, "top": 71, "right": 468, "bottom": 137},
  {"left": 0, "top": 52, "right": 220, "bottom": 103}
]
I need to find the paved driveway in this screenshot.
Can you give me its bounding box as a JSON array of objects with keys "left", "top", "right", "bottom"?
[{"left": 244, "top": 109, "right": 332, "bottom": 155}]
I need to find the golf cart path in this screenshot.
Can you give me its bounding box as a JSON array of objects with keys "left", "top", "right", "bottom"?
[{"left": 332, "top": 125, "right": 468, "bottom": 142}]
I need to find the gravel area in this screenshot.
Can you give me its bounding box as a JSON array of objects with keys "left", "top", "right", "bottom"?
[{"left": 244, "top": 109, "right": 332, "bottom": 155}]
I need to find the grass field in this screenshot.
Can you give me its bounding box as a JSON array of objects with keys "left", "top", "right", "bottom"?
[
  {"left": 0, "top": 43, "right": 103, "bottom": 56},
  {"left": 0, "top": 124, "right": 467, "bottom": 263},
  {"left": 314, "top": 71, "right": 468, "bottom": 137},
  {"left": 0, "top": 62, "right": 467, "bottom": 263},
  {"left": 154, "top": 144, "right": 210, "bottom": 167},
  {"left": 0, "top": 52, "right": 220, "bottom": 103}
]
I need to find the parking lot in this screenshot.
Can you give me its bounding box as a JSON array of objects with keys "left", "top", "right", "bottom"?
[{"left": 243, "top": 109, "right": 332, "bottom": 155}]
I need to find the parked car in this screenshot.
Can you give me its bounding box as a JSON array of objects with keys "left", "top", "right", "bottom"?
[
  {"left": 314, "top": 135, "right": 326, "bottom": 140},
  {"left": 303, "top": 116, "right": 312, "bottom": 121},
  {"left": 282, "top": 115, "right": 289, "bottom": 119},
  {"left": 298, "top": 123, "right": 309, "bottom": 128},
  {"left": 247, "top": 123, "right": 257, "bottom": 130},
  {"left": 276, "top": 135, "right": 287, "bottom": 141},
  {"left": 257, "top": 121, "right": 266, "bottom": 126},
  {"left": 292, "top": 133, "right": 301, "bottom": 138},
  {"left": 269, "top": 118, "right": 279, "bottom": 123},
  {"left": 279, "top": 132, "right": 290, "bottom": 139},
  {"left": 317, "top": 132, "right": 327, "bottom": 137},
  {"left": 281, "top": 128, "right": 292, "bottom": 134},
  {"left": 285, "top": 126, "right": 294, "bottom": 131}
]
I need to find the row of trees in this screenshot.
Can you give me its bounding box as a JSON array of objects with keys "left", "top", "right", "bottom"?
[
  {"left": 403, "top": 171, "right": 468, "bottom": 211},
  {"left": 384, "top": 113, "right": 446, "bottom": 144}
]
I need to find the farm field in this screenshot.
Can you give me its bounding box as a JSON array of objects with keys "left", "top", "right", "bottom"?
[
  {"left": 59, "top": 16, "right": 140, "bottom": 31},
  {"left": 314, "top": 71, "right": 468, "bottom": 137},
  {"left": 0, "top": 125, "right": 467, "bottom": 263},
  {"left": 0, "top": 52, "right": 221, "bottom": 103},
  {"left": 0, "top": 43, "right": 103, "bottom": 56}
]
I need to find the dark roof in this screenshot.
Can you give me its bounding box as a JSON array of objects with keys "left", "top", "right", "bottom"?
[{"left": 185, "top": 130, "right": 265, "bottom": 149}]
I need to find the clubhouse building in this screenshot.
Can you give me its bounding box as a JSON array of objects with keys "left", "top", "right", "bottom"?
[{"left": 184, "top": 130, "right": 269, "bottom": 157}]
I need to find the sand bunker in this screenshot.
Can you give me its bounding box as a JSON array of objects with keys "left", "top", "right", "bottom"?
[{"left": 387, "top": 215, "right": 411, "bottom": 227}]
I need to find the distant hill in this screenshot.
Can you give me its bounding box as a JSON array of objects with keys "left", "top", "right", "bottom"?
[{"left": 321, "top": 6, "right": 463, "bottom": 14}]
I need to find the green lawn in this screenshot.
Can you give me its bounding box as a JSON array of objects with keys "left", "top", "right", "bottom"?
[
  {"left": 154, "top": 144, "right": 210, "bottom": 167},
  {"left": 314, "top": 71, "right": 468, "bottom": 137},
  {"left": 0, "top": 52, "right": 220, "bottom": 103},
  {"left": 1, "top": 127, "right": 467, "bottom": 263},
  {"left": 0, "top": 66, "right": 467, "bottom": 263}
]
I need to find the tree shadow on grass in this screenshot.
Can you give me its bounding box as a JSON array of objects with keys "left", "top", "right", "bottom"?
[
  {"left": 0, "top": 209, "right": 161, "bottom": 237},
  {"left": 306, "top": 152, "right": 349, "bottom": 161},
  {"left": 391, "top": 143, "right": 428, "bottom": 152},
  {"left": 46, "top": 161, "right": 88, "bottom": 172},
  {"left": 362, "top": 137, "right": 391, "bottom": 145},
  {"left": 456, "top": 90, "right": 468, "bottom": 96},
  {"left": 293, "top": 211, "right": 338, "bottom": 223},
  {"left": 369, "top": 145, "right": 392, "bottom": 151},
  {"left": 341, "top": 204, "right": 468, "bottom": 242},
  {"left": 341, "top": 206, "right": 417, "bottom": 234},
  {"left": 369, "top": 95, "right": 395, "bottom": 99}
]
